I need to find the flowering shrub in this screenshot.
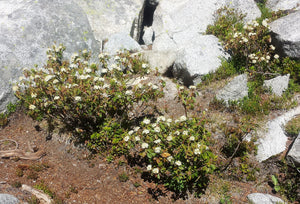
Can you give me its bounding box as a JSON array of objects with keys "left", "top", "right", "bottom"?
[
  {"left": 14, "top": 44, "right": 164, "bottom": 140},
  {"left": 123, "top": 115, "right": 217, "bottom": 196},
  {"left": 225, "top": 19, "right": 281, "bottom": 77},
  {"left": 176, "top": 85, "right": 199, "bottom": 117}
]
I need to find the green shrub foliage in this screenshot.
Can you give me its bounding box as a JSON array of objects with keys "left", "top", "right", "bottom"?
[{"left": 14, "top": 44, "right": 164, "bottom": 138}]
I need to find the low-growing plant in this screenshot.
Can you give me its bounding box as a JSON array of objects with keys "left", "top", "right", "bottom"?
[
  {"left": 271, "top": 175, "right": 281, "bottom": 193},
  {"left": 176, "top": 84, "right": 199, "bottom": 117},
  {"left": 123, "top": 115, "right": 217, "bottom": 197},
  {"left": 206, "top": 6, "right": 245, "bottom": 42},
  {"left": 285, "top": 115, "right": 300, "bottom": 138},
  {"left": 118, "top": 172, "right": 129, "bottom": 182},
  {"left": 34, "top": 180, "right": 54, "bottom": 198},
  {"left": 14, "top": 44, "right": 164, "bottom": 142},
  {"left": 201, "top": 59, "right": 237, "bottom": 85}
]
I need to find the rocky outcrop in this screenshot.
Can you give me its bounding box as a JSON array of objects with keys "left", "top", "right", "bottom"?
[
  {"left": 247, "top": 193, "right": 286, "bottom": 204},
  {"left": 103, "top": 33, "right": 141, "bottom": 55},
  {"left": 287, "top": 133, "right": 300, "bottom": 167},
  {"left": 0, "top": 0, "right": 100, "bottom": 112},
  {"left": 0, "top": 194, "right": 19, "bottom": 204},
  {"left": 256, "top": 105, "right": 300, "bottom": 162},
  {"left": 74, "top": 0, "right": 144, "bottom": 42},
  {"left": 266, "top": 0, "right": 300, "bottom": 11},
  {"left": 270, "top": 10, "right": 300, "bottom": 60},
  {"left": 263, "top": 74, "right": 290, "bottom": 96},
  {"left": 173, "top": 34, "right": 228, "bottom": 85},
  {"left": 145, "top": 0, "right": 260, "bottom": 85},
  {"left": 216, "top": 74, "right": 249, "bottom": 103}
]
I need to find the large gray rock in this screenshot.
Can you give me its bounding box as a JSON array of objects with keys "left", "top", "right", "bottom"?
[
  {"left": 152, "top": 0, "right": 260, "bottom": 38},
  {"left": 266, "top": 0, "right": 300, "bottom": 11},
  {"left": 216, "top": 74, "right": 249, "bottom": 103},
  {"left": 0, "top": 0, "right": 100, "bottom": 113},
  {"left": 287, "top": 133, "right": 300, "bottom": 167},
  {"left": 247, "top": 193, "right": 285, "bottom": 204},
  {"left": 0, "top": 194, "right": 19, "bottom": 204},
  {"left": 148, "top": 0, "right": 259, "bottom": 84},
  {"left": 172, "top": 34, "right": 229, "bottom": 85},
  {"left": 256, "top": 105, "right": 300, "bottom": 162},
  {"left": 152, "top": 33, "right": 177, "bottom": 52},
  {"left": 226, "top": 0, "right": 261, "bottom": 23},
  {"left": 270, "top": 10, "right": 300, "bottom": 59},
  {"left": 74, "top": 0, "right": 144, "bottom": 42},
  {"left": 141, "top": 50, "right": 177, "bottom": 73},
  {"left": 263, "top": 74, "right": 290, "bottom": 96},
  {"left": 103, "top": 32, "right": 141, "bottom": 55},
  {"left": 142, "top": 26, "right": 154, "bottom": 45}
]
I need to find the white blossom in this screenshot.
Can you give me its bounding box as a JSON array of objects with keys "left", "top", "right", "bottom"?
[
  {"left": 142, "top": 63, "right": 148, "bottom": 69},
  {"left": 74, "top": 96, "right": 82, "bottom": 101},
  {"left": 154, "top": 147, "right": 161, "bottom": 153},
  {"left": 134, "top": 127, "right": 140, "bottom": 132},
  {"left": 101, "top": 69, "right": 108, "bottom": 74},
  {"left": 12, "top": 86, "right": 19, "bottom": 92},
  {"left": 154, "top": 126, "right": 160, "bottom": 133},
  {"left": 157, "top": 116, "right": 166, "bottom": 122},
  {"left": 94, "top": 85, "right": 101, "bottom": 90},
  {"left": 154, "top": 139, "right": 161, "bottom": 144},
  {"left": 179, "top": 115, "right": 187, "bottom": 122},
  {"left": 125, "top": 90, "right": 133, "bottom": 95},
  {"left": 189, "top": 136, "right": 195, "bottom": 141},
  {"left": 29, "top": 104, "right": 36, "bottom": 110},
  {"left": 167, "top": 156, "right": 173, "bottom": 162},
  {"left": 270, "top": 45, "right": 276, "bottom": 50},
  {"left": 31, "top": 93, "right": 37, "bottom": 98},
  {"left": 54, "top": 96, "right": 60, "bottom": 100},
  {"left": 128, "top": 130, "right": 134, "bottom": 135},
  {"left": 262, "top": 19, "right": 268, "bottom": 27},
  {"left": 175, "top": 161, "right": 182, "bottom": 166},
  {"left": 152, "top": 168, "right": 159, "bottom": 174},
  {"left": 142, "top": 129, "right": 150, "bottom": 134},
  {"left": 85, "top": 68, "right": 92, "bottom": 73},
  {"left": 166, "top": 136, "right": 173, "bottom": 141},
  {"left": 147, "top": 165, "right": 152, "bottom": 171},
  {"left": 274, "top": 54, "right": 279, "bottom": 59},
  {"left": 135, "top": 136, "right": 141, "bottom": 141},
  {"left": 143, "top": 118, "right": 151, "bottom": 125},
  {"left": 44, "top": 75, "right": 54, "bottom": 82},
  {"left": 53, "top": 79, "right": 59, "bottom": 84},
  {"left": 124, "top": 136, "right": 130, "bottom": 142},
  {"left": 142, "top": 143, "right": 149, "bottom": 149},
  {"left": 152, "top": 85, "right": 158, "bottom": 90},
  {"left": 194, "top": 148, "right": 201, "bottom": 155},
  {"left": 103, "top": 84, "right": 110, "bottom": 89}
]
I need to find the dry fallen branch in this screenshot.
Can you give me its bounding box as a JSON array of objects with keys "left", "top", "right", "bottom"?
[
  {"left": 22, "top": 184, "right": 53, "bottom": 204},
  {"left": 0, "top": 139, "right": 19, "bottom": 149},
  {"left": 0, "top": 149, "right": 45, "bottom": 160},
  {"left": 0, "top": 138, "right": 45, "bottom": 160}
]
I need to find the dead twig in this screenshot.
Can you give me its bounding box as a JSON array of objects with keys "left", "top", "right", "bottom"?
[
  {"left": 22, "top": 184, "right": 53, "bottom": 204},
  {"left": 0, "top": 149, "right": 45, "bottom": 160},
  {"left": 0, "top": 139, "right": 19, "bottom": 150}
]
